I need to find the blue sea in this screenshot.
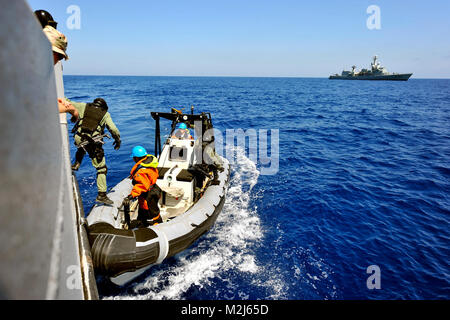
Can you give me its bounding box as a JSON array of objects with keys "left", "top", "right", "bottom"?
[{"left": 64, "top": 76, "right": 450, "bottom": 300}]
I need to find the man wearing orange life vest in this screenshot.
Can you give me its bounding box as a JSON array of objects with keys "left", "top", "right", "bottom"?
[{"left": 123, "top": 146, "right": 162, "bottom": 227}]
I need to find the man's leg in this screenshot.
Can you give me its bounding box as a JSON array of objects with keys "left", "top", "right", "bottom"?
[
  {"left": 137, "top": 207, "right": 151, "bottom": 227},
  {"left": 91, "top": 146, "right": 113, "bottom": 205},
  {"left": 147, "top": 193, "right": 162, "bottom": 225},
  {"left": 72, "top": 147, "right": 85, "bottom": 171}
]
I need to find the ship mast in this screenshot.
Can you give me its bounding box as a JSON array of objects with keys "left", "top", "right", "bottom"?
[{"left": 372, "top": 55, "right": 379, "bottom": 71}]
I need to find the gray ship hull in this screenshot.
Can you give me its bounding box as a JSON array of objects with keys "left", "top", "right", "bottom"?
[
  {"left": 329, "top": 73, "right": 412, "bottom": 81},
  {"left": 0, "top": 0, "right": 98, "bottom": 300}
]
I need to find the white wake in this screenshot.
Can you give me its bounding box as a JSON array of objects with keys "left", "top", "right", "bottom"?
[{"left": 104, "top": 146, "right": 281, "bottom": 300}]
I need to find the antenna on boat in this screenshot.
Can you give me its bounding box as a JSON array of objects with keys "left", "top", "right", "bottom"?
[
  {"left": 191, "top": 105, "right": 194, "bottom": 115},
  {"left": 154, "top": 113, "right": 161, "bottom": 157},
  {"left": 171, "top": 107, "right": 183, "bottom": 115}
]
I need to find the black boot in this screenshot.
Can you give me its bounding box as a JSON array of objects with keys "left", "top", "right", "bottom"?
[
  {"left": 150, "top": 214, "right": 163, "bottom": 226},
  {"left": 71, "top": 162, "right": 81, "bottom": 171},
  {"left": 72, "top": 148, "right": 85, "bottom": 171},
  {"left": 96, "top": 192, "right": 114, "bottom": 205}
]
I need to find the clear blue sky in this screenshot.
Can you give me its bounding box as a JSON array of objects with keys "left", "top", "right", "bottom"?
[{"left": 28, "top": 0, "right": 450, "bottom": 78}]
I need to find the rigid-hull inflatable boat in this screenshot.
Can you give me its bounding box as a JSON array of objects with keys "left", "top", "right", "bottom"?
[{"left": 86, "top": 109, "right": 230, "bottom": 285}]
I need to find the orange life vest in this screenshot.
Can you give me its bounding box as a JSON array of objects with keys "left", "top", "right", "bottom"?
[{"left": 129, "top": 156, "right": 159, "bottom": 210}]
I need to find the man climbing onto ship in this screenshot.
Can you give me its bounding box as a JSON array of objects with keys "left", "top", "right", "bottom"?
[
  {"left": 70, "top": 98, "right": 121, "bottom": 205},
  {"left": 123, "top": 146, "right": 162, "bottom": 227}
]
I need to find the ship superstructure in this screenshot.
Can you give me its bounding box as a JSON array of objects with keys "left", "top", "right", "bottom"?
[{"left": 330, "top": 56, "right": 412, "bottom": 81}]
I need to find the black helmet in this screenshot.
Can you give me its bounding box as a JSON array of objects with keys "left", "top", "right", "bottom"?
[
  {"left": 34, "top": 10, "right": 58, "bottom": 29},
  {"left": 93, "top": 98, "right": 108, "bottom": 111}
]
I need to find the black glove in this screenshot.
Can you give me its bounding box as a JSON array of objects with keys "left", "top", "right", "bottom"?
[
  {"left": 122, "top": 194, "right": 133, "bottom": 207},
  {"left": 113, "top": 139, "right": 121, "bottom": 150}
]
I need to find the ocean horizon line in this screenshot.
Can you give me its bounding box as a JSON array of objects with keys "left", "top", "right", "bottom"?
[{"left": 64, "top": 74, "right": 450, "bottom": 80}]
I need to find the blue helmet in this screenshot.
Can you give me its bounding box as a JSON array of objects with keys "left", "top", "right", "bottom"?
[
  {"left": 131, "top": 146, "right": 147, "bottom": 158},
  {"left": 178, "top": 123, "right": 188, "bottom": 130}
]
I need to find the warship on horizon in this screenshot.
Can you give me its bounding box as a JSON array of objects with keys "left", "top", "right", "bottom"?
[{"left": 329, "top": 56, "right": 412, "bottom": 81}]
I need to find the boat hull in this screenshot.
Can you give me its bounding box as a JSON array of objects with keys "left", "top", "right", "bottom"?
[
  {"left": 329, "top": 73, "right": 413, "bottom": 81},
  {"left": 87, "top": 158, "right": 230, "bottom": 286}
]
